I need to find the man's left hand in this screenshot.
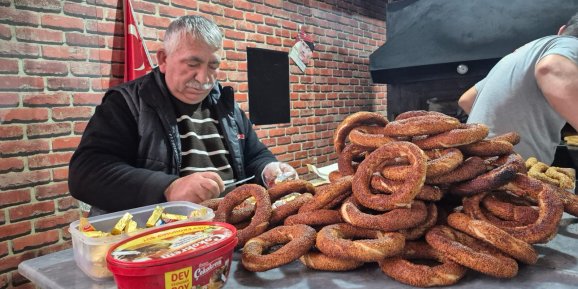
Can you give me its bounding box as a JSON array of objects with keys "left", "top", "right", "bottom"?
[{"left": 261, "top": 162, "right": 298, "bottom": 188}]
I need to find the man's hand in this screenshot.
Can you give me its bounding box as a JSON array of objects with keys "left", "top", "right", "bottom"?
[
  {"left": 262, "top": 162, "right": 298, "bottom": 188},
  {"left": 164, "top": 172, "right": 224, "bottom": 203}
]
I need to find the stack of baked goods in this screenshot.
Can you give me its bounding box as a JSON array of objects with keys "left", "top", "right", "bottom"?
[
  {"left": 565, "top": 135, "right": 578, "bottom": 146},
  {"left": 525, "top": 156, "right": 576, "bottom": 191},
  {"left": 201, "top": 110, "right": 578, "bottom": 288}
]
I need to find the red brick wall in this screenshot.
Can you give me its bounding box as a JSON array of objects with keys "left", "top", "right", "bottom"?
[{"left": 0, "top": 0, "right": 386, "bottom": 287}]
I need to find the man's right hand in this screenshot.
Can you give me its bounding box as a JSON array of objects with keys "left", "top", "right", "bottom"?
[{"left": 164, "top": 172, "right": 224, "bottom": 204}]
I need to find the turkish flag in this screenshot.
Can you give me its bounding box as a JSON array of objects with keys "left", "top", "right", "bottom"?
[{"left": 123, "top": 0, "right": 153, "bottom": 82}]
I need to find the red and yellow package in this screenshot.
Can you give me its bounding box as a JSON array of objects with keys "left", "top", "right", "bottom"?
[
  {"left": 79, "top": 217, "right": 96, "bottom": 232},
  {"left": 111, "top": 212, "right": 133, "bottom": 235},
  {"left": 161, "top": 212, "right": 188, "bottom": 224},
  {"left": 146, "top": 206, "right": 164, "bottom": 228},
  {"left": 124, "top": 220, "right": 138, "bottom": 233}
]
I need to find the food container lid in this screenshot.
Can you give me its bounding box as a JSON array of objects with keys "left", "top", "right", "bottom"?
[{"left": 106, "top": 221, "right": 236, "bottom": 268}]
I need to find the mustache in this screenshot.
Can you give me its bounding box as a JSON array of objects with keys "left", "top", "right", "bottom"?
[{"left": 185, "top": 80, "right": 214, "bottom": 90}]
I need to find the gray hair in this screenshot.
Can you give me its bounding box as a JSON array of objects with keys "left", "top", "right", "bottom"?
[
  {"left": 561, "top": 12, "right": 578, "bottom": 37},
  {"left": 163, "top": 15, "right": 223, "bottom": 55}
]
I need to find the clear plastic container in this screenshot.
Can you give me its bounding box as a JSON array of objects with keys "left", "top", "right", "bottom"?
[{"left": 69, "top": 201, "right": 214, "bottom": 280}]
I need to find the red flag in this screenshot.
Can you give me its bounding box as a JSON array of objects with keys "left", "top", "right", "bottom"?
[{"left": 123, "top": 0, "right": 154, "bottom": 82}]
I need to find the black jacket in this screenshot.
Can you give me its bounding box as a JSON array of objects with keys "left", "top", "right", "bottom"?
[{"left": 68, "top": 68, "right": 277, "bottom": 212}]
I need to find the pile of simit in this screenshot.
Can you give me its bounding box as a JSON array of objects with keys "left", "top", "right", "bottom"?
[{"left": 200, "top": 110, "right": 578, "bottom": 288}]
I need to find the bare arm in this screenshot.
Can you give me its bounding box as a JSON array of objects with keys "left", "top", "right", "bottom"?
[
  {"left": 536, "top": 54, "right": 578, "bottom": 131},
  {"left": 458, "top": 86, "right": 478, "bottom": 114}
]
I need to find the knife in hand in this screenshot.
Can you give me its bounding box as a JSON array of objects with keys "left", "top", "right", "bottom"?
[{"left": 224, "top": 175, "right": 255, "bottom": 189}]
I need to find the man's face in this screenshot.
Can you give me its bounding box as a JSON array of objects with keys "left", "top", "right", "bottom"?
[{"left": 158, "top": 35, "right": 222, "bottom": 104}]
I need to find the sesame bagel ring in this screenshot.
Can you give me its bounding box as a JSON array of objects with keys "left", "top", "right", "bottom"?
[
  {"left": 395, "top": 110, "right": 453, "bottom": 120},
  {"left": 460, "top": 139, "right": 514, "bottom": 157},
  {"left": 377, "top": 156, "right": 411, "bottom": 181},
  {"left": 338, "top": 144, "right": 373, "bottom": 176},
  {"left": 333, "top": 111, "right": 389, "bottom": 154},
  {"left": 380, "top": 164, "right": 412, "bottom": 181},
  {"left": 413, "top": 185, "right": 445, "bottom": 202},
  {"left": 451, "top": 153, "right": 523, "bottom": 196},
  {"left": 492, "top": 131, "right": 521, "bottom": 145},
  {"left": 348, "top": 125, "right": 396, "bottom": 149},
  {"left": 501, "top": 172, "right": 578, "bottom": 217},
  {"left": 400, "top": 202, "right": 439, "bottom": 240},
  {"left": 447, "top": 212, "right": 538, "bottom": 264},
  {"left": 481, "top": 193, "right": 538, "bottom": 225},
  {"left": 412, "top": 123, "right": 489, "bottom": 150},
  {"left": 201, "top": 197, "right": 255, "bottom": 224},
  {"left": 353, "top": 141, "right": 427, "bottom": 211},
  {"left": 380, "top": 148, "right": 463, "bottom": 179},
  {"left": 463, "top": 184, "right": 563, "bottom": 245},
  {"left": 316, "top": 223, "right": 405, "bottom": 262},
  {"left": 214, "top": 184, "right": 272, "bottom": 248},
  {"left": 267, "top": 179, "right": 316, "bottom": 201},
  {"left": 426, "top": 156, "right": 487, "bottom": 185},
  {"left": 267, "top": 179, "right": 317, "bottom": 225},
  {"left": 322, "top": 191, "right": 351, "bottom": 210},
  {"left": 462, "top": 192, "right": 532, "bottom": 228},
  {"left": 283, "top": 209, "right": 343, "bottom": 227},
  {"left": 328, "top": 170, "right": 343, "bottom": 182},
  {"left": 299, "top": 175, "right": 353, "bottom": 213},
  {"left": 383, "top": 115, "right": 461, "bottom": 137},
  {"left": 340, "top": 198, "right": 428, "bottom": 232},
  {"left": 424, "top": 148, "right": 464, "bottom": 177},
  {"left": 379, "top": 241, "right": 467, "bottom": 287},
  {"left": 371, "top": 175, "right": 445, "bottom": 202},
  {"left": 269, "top": 193, "right": 314, "bottom": 226},
  {"left": 460, "top": 132, "right": 520, "bottom": 157},
  {"left": 425, "top": 225, "right": 518, "bottom": 278},
  {"left": 497, "top": 175, "right": 564, "bottom": 244},
  {"left": 486, "top": 153, "right": 527, "bottom": 173},
  {"left": 241, "top": 224, "right": 317, "bottom": 272},
  {"left": 300, "top": 250, "right": 364, "bottom": 271},
  {"left": 551, "top": 186, "right": 578, "bottom": 217}
]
